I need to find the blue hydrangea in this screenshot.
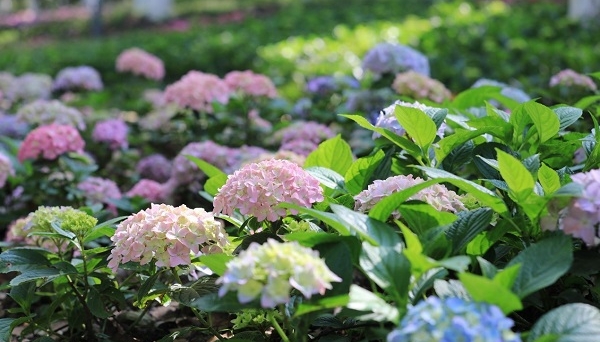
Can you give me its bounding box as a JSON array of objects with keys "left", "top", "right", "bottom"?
[
  {"left": 387, "top": 297, "right": 521, "bottom": 342},
  {"left": 362, "top": 42, "right": 430, "bottom": 77},
  {"left": 306, "top": 76, "right": 360, "bottom": 97}
]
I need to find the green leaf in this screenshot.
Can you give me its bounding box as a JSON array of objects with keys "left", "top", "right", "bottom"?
[
  {"left": 0, "top": 248, "right": 50, "bottom": 273},
  {"left": 9, "top": 268, "right": 63, "bottom": 286},
  {"left": 436, "top": 128, "right": 496, "bottom": 164},
  {"left": 398, "top": 202, "right": 457, "bottom": 235},
  {"left": 359, "top": 242, "right": 410, "bottom": 304},
  {"left": 294, "top": 294, "right": 349, "bottom": 317},
  {"left": 529, "top": 303, "right": 600, "bottom": 342},
  {"left": 278, "top": 203, "right": 350, "bottom": 236},
  {"left": 393, "top": 106, "right": 437, "bottom": 149},
  {"left": 410, "top": 268, "right": 449, "bottom": 303},
  {"left": 314, "top": 241, "right": 354, "bottom": 297},
  {"left": 554, "top": 106, "right": 583, "bottom": 130},
  {"left": 185, "top": 155, "right": 226, "bottom": 178},
  {"left": 538, "top": 163, "right": 561, "bottom": 195},
  {"left": 433, "top": 279, "right": 470, "bottom": 300},
  {"left": 496, "top": 149, "right": 535, "bottom": 203},
  {"left": 198, "top": 254, "right": 233, "bottom": 276},
  {"left": 446, "top": 208, "right": 493, "bottom": 254},
  {"left": 306, "top": 167, "right": 346, "bottom": 192},
  {"left": 204, "top": 173, "right": 228, "bottom": 197},
  {"left": 136, "top": 271, "right": 163, "bottom": 307},
  {"left": 493, "top": 263, "right": 522, "bottom": 289},
  {"left": 330, "top": 204, "right": 401, "bottom": 247},
  {"left": 574, "top": 95, "right": 600, "bottom": 110},
  {"left": 458, "top": 272, "right": 523, "bottom": 314},
  {"left": 523, "top": 101, "right": 560, "bottom": 143},
  {"left": 507, "top": 234, "right": 573, "bottom": 298},
  {"left": 305, "top": 135, "right": 354, "bottom": 175},
  {"left": 189, "top": 291, "right": 256, "bottom": 312},
  {"left": 344, "top": 150, "right": 385, "bottom": 195},
  {"left": 346, "top": 285, "right": 399, "bottom": 323},
  {"left": 0, "top": 317, "right": 22, "bottom": 342},
  {"left": 87, "top": 286, "right": 110, "bottom": 319},
  {"left": 9, "top": 282, "right": 36, "bottom": 312}
]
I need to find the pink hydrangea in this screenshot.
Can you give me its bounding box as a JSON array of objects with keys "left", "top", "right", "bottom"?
[
  {"left": 107, "top": 204, "right": 229, "bottom": 271},
  {"left": 280, "top": 121, "right": 335, "bottom": 145},
  {"left": 53, "top": 66, "right": 103, "bottom": 91},
  {"left": 77, "top": 176, "right": 122, "bottom": 206},
  {"left": 213, "top": 159, "right": 324, "bottom": 222},
  {"left": 126, "top": 179, "right": 167, "bottom": 203},
  {"left": 0, "top": 152, "right": 14, "bottom": 188},
  {"left": 163, "top": 71, "right": 230, "bottom": 113},
  {"left": 18, "top": 124, "right": 85, "bottom": 162},
  {"left": 279, "top": 139, "right": 319, "bottom": 157},
  {"left": 224, "top": 70, "right": 277, "bottom": 98},
  {"left": 392, "top": 70, "right": 452, "bottom": 103},
  {"left": 354, "top": 174, "right": 466, "bottom": 219},
  {"left": 16, "top": 100, "right": 86, "bottom": 130},
  {"left": 549, "top": 69, "right": 597, "bottom": 91},
  {"left": 170, "top": 141, "right": 236, "bottom": 186},
  {"left": 136, "top": 154, "right": 172, "bottom": 183},
  {"left": 116, "top": 48, "right": 165, "bottom": 81},
  {"left": 247, "top": 150, "right": 306, "bottom": 167},
  {"left": 92, "top": 118, "right": 129, "bottom": 150}
]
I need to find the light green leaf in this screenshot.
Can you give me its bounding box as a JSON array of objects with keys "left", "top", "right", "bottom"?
[
  {"left": 204, "top": 173, "right": 228, "bottom": 197},
  {"left": 529, "top": 303, "right": 600, "bottom": 342},
  {"left": 347, "top": 285, "right": 400, "bottom": 323},
  {"left": 198, "top": 254, "right": 234, "bottom": 276},
  {"left": 459, "top": 273, "right": 523, "bottom": 314},
  {"left": 305, "top": 135, "right": 354, "bottom": 175},
  {"left": 278, "top": 203, "right": 350, "bottom": 236},
  {"left": 398, "top": 202, "right": 457, "bottom": 235},
  {"left": 496, "top": 149, "right": 535, "bottom": 203},
  {"left": 493, "top": 263, "right": 522, "bottom": 289},
  {"left": 306, "top": 166, "right": 347, "bottom": 192},
  {"left": 330, "top": 204, "right": 401, "bottom": 247},
  {"left": 344, "top": 150, "right": 385, "bottom": 195},
  {"left": 523, "top": 101, "right": 560, "bottom": 143},
  {"left": 538, "top": 163, "right": 561, "bottom": 195},
  {"left": 394, "top": 106, "right": 437, "bottom": 149},
  {"left": 185, "top": 155, "right": 227, "bottom": 178}
]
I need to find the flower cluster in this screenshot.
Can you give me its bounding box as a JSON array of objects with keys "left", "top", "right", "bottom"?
[
  {"left": 4, "top": 73, "right": 53, "bottom": 103},
  {"left": 136, "top": 154, "right": 172, "bottom": 183},
  {"left": 0, "top": 151, "right": 14, "bottom": 188},
  {"left": 0, "top": 115, "right": 29, "bottom": 138},
  {"left": 16, "top": 100, "right": 86, "bottom": 130},
  {"left": 362, "top": 42, "right": 430, "bottom": 77},
  {"left": 392, "top": 71, "right": 452, "bottom": 103},
  {"left": 18, "top": 124, "right": 85, "bottom": 162},
  {"left": 213, "top": 159, "right": 324, "bottom": 222},
  {"left": 53, "top": 66, "right": 103, "bottom": 92},
  {"left": 472, "top": 79, "right": 531, "bottom": 103},
  {"left": 92, "top": 118, "right": 129, "bottom": 150},
  {"left": 170, "top": 141, "right": 235, "bottom": 186},
  {"left": 247, "top": 150, "right": 306, "bottom": 167},
  {"left": 217, "top": 239, "right": 341, "bottom": 308},
  {"left": 107, "top": 204, "right": 229, "bottom": 271},
  {"left": 549, "top": 69, "right": 597, "bottom": 91},
  {"left": 225, "top": 145, "right": 269, "bottom": 172},
  {"left": 354, "top": 174, "right": 466, "bottom": 219},
  {"left": 374, "top": 101, "right": 446, "bottom": 139},
  {"left": 164, "top": 71, "right": 230, "bottom": 113},
  {"left": 126, "top": 179, "right": 167, "bottom": 203},
  {"left": 224, "top": 70, "right": 277, "bottom": 98},
  {"left": 28, "top": 206, "right": 98, "bottom": 235},
  {"left": 305, "top": 75, "right": 359, "bottom": 97},
  {"left": 115, "top": 48, "right": 165, "bottom": 81},
  {"left": 281, "top": 121, "right": 335, "bottom": 146},
  {"left": 77, "top": 177, "right": 122, "bottom": 207},
  {"left": 387, "top": 297, "right": 521, "bottom": 342}
]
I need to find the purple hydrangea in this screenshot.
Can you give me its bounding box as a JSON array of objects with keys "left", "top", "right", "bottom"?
[
  {"left": 136, "top": 154, "right": 173, "bottom": 183},
  {"left": 387, "top": 297, "right": 521, "bottom": 342},
  {"left": 92, "top": 118, "right": 129, "bottom": 150},
  {"left": 362, "top": 43, "right": 430, "bottom": 77},
  {"left": 0, "top": 115, "right": 30, "bottom": 138},
  {"left": 53, "top": 66, "right": 103, "bottom": 92},
  {"left": 170, "top": 141, "right": 236, "bottom": 186},
  {"left": 305, "top": 75, "right": 360, "bottom": 97}
]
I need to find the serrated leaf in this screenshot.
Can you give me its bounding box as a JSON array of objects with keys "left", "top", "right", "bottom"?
[
  {"left": 554, "top": 106, "right": 583, "bottom": 130},
  {"left": 523, "top": 101, "right": 560, "bottom": 143},
  {"left": 459, "top": 272, "right": 523, "bottom": 314},
  {"left": 87, "top": 286, "right": 110, "bottom": 318},
  {"left": 497, "top": 149, "right": 535, "bottom": 203},
  {"left": 9, "top": 268, "right": 63, "bottom": 286},
  {"left": 394, "top": 106, "right": 437, "bottom": 149},
  {"left": 305, "top": 135, "right": 354, "bottom": 175},
  {"left": 446, "top": 208, "right": 493, "bottom": 254},
  {"left": 529, "top": 303, "right": 600, "bottom": 342},
  {"left": 398, "top": 202, "right": 457, "bottom": 235},
  {"left": 507, "top": 234, "right": 573, "bottom": 298},
  {"left": 538, "top": 163, "right": 561, "bottom": 194},
  {"left": 344, "top": 150, "right": 385, "bottom": 195},
  {"left": 435, "top": 129, "right": 490, "bottom": 165}
]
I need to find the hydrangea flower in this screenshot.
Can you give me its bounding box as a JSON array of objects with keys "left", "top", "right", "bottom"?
[
  {"left": 16, "top": 100, "right": 86, "bottom": 130},
  {"left": 0, "top": 115, "right": 29, "bottom": 139},
  {"left": 53, "top": 66, "right": 103, "bottom": 92},
  {"left": 225, "top": 145, "right": 270, "bottom": 172},
  {"left": 247, "top": 150, "right": 306, "bottom": 168},
  {"left": 373, "top": 101, "right": 446, "bottom": 139},
  {"left": 0, "top": 152, "right": 14, "bottom": 188},
  {"left": 472, "top": 79, "right": 531, "bottom": 103},
  {"left": 355, "top": 174, "right": 466, "bottom": 219},
  {"left": 213, "top": 159, "right": 324, "bottom": 222},
  {"left": 4, "top": 73, "right": 53, "bottom": 103},
  {"left": 281, "top": 121, "right": 335, "bottom": 145},
  {"left": 170, "top": 141, "right": 235, "bottom": 186},
  {"left": 279, "top": 139, "right": 319, "bottom": 157},
  {"left": 136, "top": 154, "right": 172, "bottom": 183},
  {"left": 164, "top": 71, "right": 230, "bottom": 113},
  {"left": 77, "top": 177, "right": 122, "bottom": 207},
  {"left": 116, "top": 47, "right": 165, "bottom": 80},
  {"left": 362, "top": 42, "right": 430, "bottom": 77},
  {"left": 18, "top": 124, "right": 85, "bottom": 162},
  {"left": 107, "top": 204, "right": 229, "bottom": 271},
  {"left": 143, "top": 89, "right": 167, "bottom": 108},
  {"left": 126, "top": 179, "right": 167, "bottom": 203},
  {"left": 28, "top": 206, "right": 98, "bottom": 235},
  {"left": 387, "top": 296, "right": 521, "bottom": 342},
  {"left": 305, "top": 75, "right": 360, "bottom": 97},
  {"left": 4, "top": 217, "right": 31, "bottom": 244},
  {"left": 217, "top": 239, "right": 341, "bottom": 308},
  {"left": 549, "top": 69, "right": 597, "bottom": 91},
  {"left": 92, "top": 118, "right": 129, "bottom": 150},
  {"left": 392, "top": 71, "right": 452, "bottom": 103},
  {"left": 344, "top": 88, "right": 397, "bottom": 122},
  {"left": 224, "top": 70, "right": 277, "bottom": 98}
]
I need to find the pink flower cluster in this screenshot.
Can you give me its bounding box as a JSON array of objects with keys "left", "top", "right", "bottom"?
[
  {"left": 392, "top": 71, "right": 452, "bottom": 103},
  {"left": 0, "top": 152, "right": 14, "bottom": 188},
  {"left": 213, "top": 159, "right": 324, "bottom": 222},
  {"left": 549, "top": 69, "right": 597, "bottom": 91},
  {"left": 354, "top": 174, "right": 466, "bottom": 219},
  {"left": 270, "top": 121, "right": 335, "bottom": 156},
  {"left": 92, "top": 118, "right": 129, "bottom": 150},
  {"left": 126, "top": 179, "right": 167, "bottom": 203},
  {"left": 107, "top": 204, "right": 229, "bottom": 271},
  {"left": 53, "top": 66, "right": 103, "bottom": 91},
  {"left": 170, "top": 141, "right": 236, "bottom": 186},
  {"left": 77, "top": 177, "right": 122, "bottom": 206},
  {"left": 164, "top": 71, "right": 230, "bottom": 113},
  {"left": 18, "top": 124, "right": 85, "bottom": 162},
  {"left": 116, "top": 48, "right": 165, "bottom": 81},
  {"left": 224, "top": 70, "right": 277, "bottom": 98},
  {"left": 554, "top": 169, "right": 600, "bottom": 246},
  {"left": 17, "top": 100, "right": 86, "bottom": 130}
]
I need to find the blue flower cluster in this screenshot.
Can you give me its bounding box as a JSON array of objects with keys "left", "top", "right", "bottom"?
[
  {"left": 387, "top": 297, "right": 521, "bottom": 342},
  {"left": 362, "top": 42, "right": 430, "bottom": 77}
]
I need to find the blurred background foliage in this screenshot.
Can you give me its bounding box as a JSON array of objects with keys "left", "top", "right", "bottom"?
[{"left": 0, "top": 0, "right": 597, "bottom": 109}]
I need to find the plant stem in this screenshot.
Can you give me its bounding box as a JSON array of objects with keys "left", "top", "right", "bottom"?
[
  {"left": 269, "top": 312, "right": 291, "bottom": 342},
  {"left": 65, "top": 275, "right": 97, "bottom": 342},
  {"left": 190, "top": 307, "right": 226, "bottom": 341}
]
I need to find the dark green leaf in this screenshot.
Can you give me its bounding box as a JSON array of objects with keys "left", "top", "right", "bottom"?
[
  {"left": 330, "top": 204, "right": 401, "bottom": 247},
  {"left": 446, "top": 208, "right": 493, "bottom": 254},
  {"left": 554, "top": 106, "right": 583, "bottom": 130},
  {"left": 86, "top": 286, "right": 110, "bottom": 319},
  {"left": 529, "top": 303, "right": 600, "bottom": 342},
  {"left": 0, "top": 248, "right": 50, "bottom": 273},
  {"left": 399, "top": 202, "right": 457, "bottom": 235}
]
